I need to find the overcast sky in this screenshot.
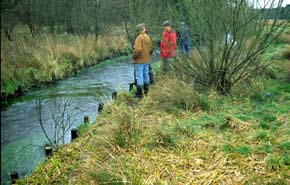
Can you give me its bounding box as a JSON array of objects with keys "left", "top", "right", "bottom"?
[{"left": 250, "top": 0, "right": 289, "bottom": 8}]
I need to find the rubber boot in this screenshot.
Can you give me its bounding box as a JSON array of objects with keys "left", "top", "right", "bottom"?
[
  {"left": 149, "top": 64, "right": 154, "bottom": 84},
  {"left": 135, "top": 85, "right": 143, "bottom": 98},
  {"left": 144, "top": 84, "right": 149, "bottom": 95}
]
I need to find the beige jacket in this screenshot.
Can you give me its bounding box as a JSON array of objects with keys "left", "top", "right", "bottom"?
[{"left": 132, "top": 33, "right": 153, "bottom": 63}]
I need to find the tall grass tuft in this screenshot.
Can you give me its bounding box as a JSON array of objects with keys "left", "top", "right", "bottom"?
[
  {"left": 252, "top": 129, "right": 271, "bottom": 141},
  {"left": 282, "top": 61, "right": 290, "bottom": 82},
  {"left": 111, "top": 104, "right": 141, "bottom": 148},
  {"left": 282, "top": 46, "right": 290, "bottom": 60},
  {"left": 278, "top": 32, "right": 290, "bottom": 44},
  {"left": 266, "top": 155, "right": 284, "bottom": 171},
  {"left": 147, "top": 76, "right": 210, "bottom": 113}
]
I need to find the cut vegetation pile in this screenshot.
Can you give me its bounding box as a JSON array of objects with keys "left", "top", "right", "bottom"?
[{"left": 17, "top": 30, "right": 289, "bottom": 184}]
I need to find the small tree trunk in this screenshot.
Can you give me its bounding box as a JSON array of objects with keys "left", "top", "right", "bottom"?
[
  {"left": 49, "top": 23, "right": 55, "bottom": 34},
  {"left": 217, "top": 69, "right": 231, "bottom": 95},
  {"left": 5, "top": 30, "right": 12, "bottom": 41},
  {"left": 28, "top": 23, "right": 35, "bottom": 37}
]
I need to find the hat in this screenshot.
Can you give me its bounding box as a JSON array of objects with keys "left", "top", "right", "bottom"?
[
  {"left": 136, "top": 23, "right": 145, "bottom": 32},
  {"left": 162, "top": 20, "right": 171, "bottom": 27}
]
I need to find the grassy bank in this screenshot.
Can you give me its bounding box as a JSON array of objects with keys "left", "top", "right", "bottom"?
[
  {"left": 1, "top": 26, "right": 131, "bottom": 102},
  {"left": 17, "top": 31, "right": 289, "bottom": 184}
]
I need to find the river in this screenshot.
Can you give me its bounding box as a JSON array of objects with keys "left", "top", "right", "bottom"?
[{"left": 1, "top": 56, "right": 135, "bottom": 185}]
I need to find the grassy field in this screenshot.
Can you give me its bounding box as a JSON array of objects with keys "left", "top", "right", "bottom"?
[
  {"left": 1, "top": 26, "right": 131, "bottom": 101},
  {"left": 17, "top": 29, "right": 290, "bottom": 184}
]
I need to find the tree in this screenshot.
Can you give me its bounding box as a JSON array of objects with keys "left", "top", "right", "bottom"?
[
  {"left": 173, "top": 0, "right": 286, "bottom": 94},
  {"left": 36, "top": 95, "right": 81, "bottom": 149},
  {"left": 1, "top": 0, "right": 20, "bottom": 41}
]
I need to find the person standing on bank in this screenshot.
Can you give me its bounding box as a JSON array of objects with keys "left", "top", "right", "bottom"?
[
  {"left": 160, "top": 20, "right": 177, "bottom": 73},
  {"left": 177, "top": 21, "right": 190, "bottom": 55},
  {"left": 132, "top": 23, "right": 153, "bottom": 98}
]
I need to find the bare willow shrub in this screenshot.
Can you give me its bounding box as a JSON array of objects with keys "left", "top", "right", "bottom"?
[{"left": 175, "top": 0, "right": 287, "bottom": 94}]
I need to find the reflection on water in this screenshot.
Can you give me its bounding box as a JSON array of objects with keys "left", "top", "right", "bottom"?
[{"left": 1, "top": 57, "right": 134, "bottom": 184}]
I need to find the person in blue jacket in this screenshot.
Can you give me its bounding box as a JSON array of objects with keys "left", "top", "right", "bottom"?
[{"left": 177, "top": 22, "right": 190, "bottom": 55}]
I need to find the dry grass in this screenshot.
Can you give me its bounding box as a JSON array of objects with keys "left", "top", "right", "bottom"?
[
  {"left": 17, "top": 74, "right": 290, "bottom": 184},
  {"left": 278, "top": 32, "right": 290, "bottom": 44},
  {"left": 282, "top": 60, "right": 290, "bottom": 82},
  {"left": 15, "top": 27, "right": 290, "bottom": 185},
  {"left": 282, "top": 46, "right": 290, "bottom": 60},
  {"left": 1, "top": 27, "right": 130, "bottom": 95},
  {"left": 146, "top": 77, "right": 201, "bottom": 112}
]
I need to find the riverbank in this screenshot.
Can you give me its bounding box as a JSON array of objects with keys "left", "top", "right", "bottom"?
[
  {"left": 1, "top": 56, "right": 136, "bottom": 185},
  {"left": 1, "top": 26, "right": 131, "bottom": 105},
  {"left": 16, "top": 32, "right": 290, "bottom": 184}
]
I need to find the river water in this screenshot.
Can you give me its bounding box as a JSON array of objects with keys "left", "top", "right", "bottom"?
[{"left": 1, "top": 57, "right": 135, "bottom": 185}]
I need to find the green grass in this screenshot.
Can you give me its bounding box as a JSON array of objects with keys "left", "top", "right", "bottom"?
[
  {"left": 222, "top": 144, "right": 252, "bottom": 155},
  {"left": 266, "top": 155, "right": 284, "bottom": 171},
  {"left": 279, "top": 141, "right": 290, "bottom": 152},
  {"left": 77, "top": 122, "right": 90, "bottom": 136},
  {"left": 252, "top": 129, "right": 271, "bottom": 141},
  {"left": 17, "top": 30, "right": 290, "bottom": 185}
]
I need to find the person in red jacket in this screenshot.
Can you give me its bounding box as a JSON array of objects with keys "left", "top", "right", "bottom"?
[{"left": 160, "top": 20, "right": 177, "bottom": 73}]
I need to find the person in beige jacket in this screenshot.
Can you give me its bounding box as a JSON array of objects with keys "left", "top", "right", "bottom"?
[{"left": 132, "top": 23, "right": 153, "bottom": 98}]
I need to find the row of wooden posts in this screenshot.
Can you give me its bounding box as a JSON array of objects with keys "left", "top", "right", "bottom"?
[{"left": 10, "top": 91, "right": 119, "bottom": 184}]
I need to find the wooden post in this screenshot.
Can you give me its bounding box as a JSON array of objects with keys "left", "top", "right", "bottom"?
[
  {"left": 84, "top": 116, "right": 89, "bottom": 123},
  {"left": 98, "top": 102, "right": 104, "bottom": 112},
  {"left": 71, "top": 128, "right": 78, "bottom": 141},
  {"left": 10, "top": 171, "right": 19, "bottom": 184},
  {"left": 112, "top": 91, "right": 117, "bottom": 99},
  {"left": 129, "top": 83, "right": 134, "bottom": 91},
  {"left": 45, "top": 144, "right": 53, "bottom": 157}
]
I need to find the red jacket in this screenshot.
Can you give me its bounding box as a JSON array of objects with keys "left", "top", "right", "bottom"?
[{"left": 160, "top": 30, "right": 176, "bottom": 58}]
